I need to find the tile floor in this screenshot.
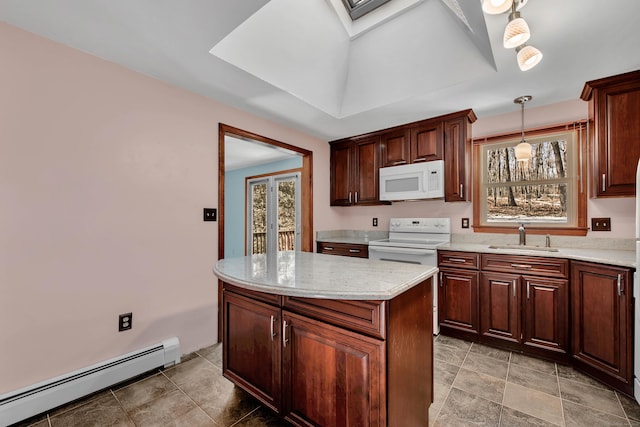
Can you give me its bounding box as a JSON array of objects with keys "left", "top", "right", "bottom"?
[{"left": 12, "top": 335, "right": 640, "bottom": 427}]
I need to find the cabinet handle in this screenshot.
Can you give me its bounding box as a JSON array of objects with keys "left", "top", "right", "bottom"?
[
  {"left": 617, "top": 274, "right": 622, "bottom": 296},
  {"left": 324, "top": 246, "right": 334, "bottom": 251},
  {"left": 439, "top": 271, "right": 443, "bottom": 287},
  {"left": 460, "top": 184, "right": 464, "bottom": 199},
  {"left": 413, "top": 157, "right": 426, "bottom": 162},
  {"left": 511, "top": 263, "right": 532, "bottom": 270},
  {"left": 602, "top": 174, "right": 606, "bottom": 192},
  {"left": 349, "top": 249, "right": 360, "bottom": 253},
  {"left": 355, "top": 192, "right": 358, "bottom": 204},
  {"left": 282, "top": 320, "right": 289, "bottom": 347},
  {"left": 348, "top": 192, "right": 352, "bottom": 204},
  {"left": 447, "top": 258, "right": 466, "bottom": 263},
  {"left": 513, "top": 280, "right": 517, "bottom": 297},
  {"left": 270, "top": 315, "right": 277, "bottom": 341},
  {"left": 393, "top": 160, "right": 407, "bottom": 165},
  {"left": 526, "top": 281, "right": 530, "bottom": 299}
]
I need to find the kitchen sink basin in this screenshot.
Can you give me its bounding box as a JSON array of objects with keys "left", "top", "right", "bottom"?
[{"left": 488, "top": 244, "right": 559, "bottom": 252}]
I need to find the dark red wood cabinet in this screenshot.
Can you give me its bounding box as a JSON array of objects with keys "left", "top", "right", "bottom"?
[
  {"left": 330, "top": 136, "right": 382, "bottom": 206},
  {"left": 316, "top": 241, "right": 368, "bottom": 258},
  {"left": 581, "top": 69, "right": 640, "bottom": 198},
  {"left": 438, "top": 251, "right": 480, "bottom": 339},
  {"left": 222, "top": 278, "right": 433, "bottom": 427}
]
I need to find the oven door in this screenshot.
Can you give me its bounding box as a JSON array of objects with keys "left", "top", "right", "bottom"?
[{"left": 368, "top": 245, "right": 439, "bottom": 335}]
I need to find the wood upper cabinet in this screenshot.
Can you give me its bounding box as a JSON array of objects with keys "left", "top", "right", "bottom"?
[
  {"left": 330, "top": 136, "right": 383, "bottom": 206},
  {"left": 444, "top": 113, "right": 475, "bottom": 202},
  {"left": 581, "top": 70, "right": 640, "bottom": 197},
  {"left": 570, "top": 260, "right": 633, "bottom": 395},
  {"left": 380, "top": 128, "right": 410, "bottom": 167},
  {"left": 380, "top": 121, "right": 443, "bottom": 167}
]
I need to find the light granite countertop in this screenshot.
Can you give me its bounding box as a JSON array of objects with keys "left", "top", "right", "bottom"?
[{"left": 213, "top": 251, "right": 437, "bottom": 300}]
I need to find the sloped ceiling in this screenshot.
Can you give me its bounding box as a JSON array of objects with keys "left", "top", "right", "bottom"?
[{"left": 2, "top": 0, "right": 640, "bottom": 142}]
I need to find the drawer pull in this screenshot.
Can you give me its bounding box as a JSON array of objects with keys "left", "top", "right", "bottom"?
[
  {"left": 283, "top": 320, "right": 289, "bottom": 347},
  {"left": 349, "top": 249, "right": 361, "bottom": 253},
  {"left": 447, "top": 258, "right": 467, "bottom": 263},
  {"left": 393, "top": 160, "right": 407, "bottom": 165},
  {"left": 460, "top": 184, "right": 464, "bottom": 199},
  {"left": 414, "top": 157, "right": 426, "bottom": 162},
  {"left": 439, "top": 271, "right": 443, "bottom": 287},
  {"left": 270, "top": 315, "right": 277, "bottom": 341},
  {"left": 513, "top": 280, "right": 517, "bottom": 297},
  {"left": 324, "top": 247, "right": 334, "bottom": 251},
  {"left": 602, "top": 174, "right": 606, "bottom": 192},
  {"left": 526, "top": 281, "right": 530, "bottom": 299},
  {"left": 511, "top": 263, "right": 533, "bottom": 270}
]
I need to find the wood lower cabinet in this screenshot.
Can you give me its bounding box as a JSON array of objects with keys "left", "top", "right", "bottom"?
[
  {"left": 438, "top": 251, "right": 480, "bottom": 339},
  {"left": 316, "top": 241, "right": 368, "bottom": 258},
  {"left": 222, "top": 278, "right": 433, "bottom": 427},
  {"left": 570, "top": 260, "right": 633, "bottom": 395},
  {"left": 480, "top": 254, "right": 569, "bottom": 358}
]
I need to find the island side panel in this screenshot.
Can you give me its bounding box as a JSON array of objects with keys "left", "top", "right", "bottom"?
[{"left": 386, "top": 277, "right": 433, "bottom": 427}]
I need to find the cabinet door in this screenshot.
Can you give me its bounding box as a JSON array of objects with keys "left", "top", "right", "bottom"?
[
  {"left": 316, "top": 242, "right": 369, "bottom": 258},
  {"left": 439, "top": 269, "right": 479, "bottom": 336},
  {"left": 588, "top": 73, "right": 640, "bottom": 197},
  {"left": 381, "top": 128, "right": 410, "bottom": 167},
  {"left": 522, "top": 276, "right": 568, "bottom": 354},
  {"left": 223, "top": 291, "right": 281, "bottom": 412},
  {"left": 330, "top": 141, "right": 354, "bottom": 206},
  {"left": 570, "top": 261, "right": 632, "bottom": 389},
  {"left": 353, "top": 136, "right": 381, "bottom": 205},
  {"left": 443, "top": 117, "right": 469, "bottom": 202},
  {"left": 480, "top": 272, "right": 520, "bottom": 344},
  {"left": 281, "top": 311, "right": 386, "bottom": 427},
  {"left": 410, "top": 121, "right": 443, "bottom": 163}
]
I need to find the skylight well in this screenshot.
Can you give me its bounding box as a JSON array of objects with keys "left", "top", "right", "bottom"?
[{"left": 342, "top": 0, "right": 392, "bottom": 20}]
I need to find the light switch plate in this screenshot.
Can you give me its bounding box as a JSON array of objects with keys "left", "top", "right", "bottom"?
[{"left": 204, "top": 208, "right": 217, "bottom": 221}]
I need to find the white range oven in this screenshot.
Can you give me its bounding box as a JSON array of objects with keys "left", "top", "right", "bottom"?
[{"left": 368, "top": 217, "right": 451, "bottom": 334}]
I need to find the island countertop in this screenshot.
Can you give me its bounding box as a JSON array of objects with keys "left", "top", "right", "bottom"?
[{"left": 213, "top": 251, "right": 437, "bottom": 300}]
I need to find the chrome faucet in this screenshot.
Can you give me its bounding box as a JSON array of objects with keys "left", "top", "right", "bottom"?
[{"left": 518, "top": 223, "right": 526, "bottom": 246}]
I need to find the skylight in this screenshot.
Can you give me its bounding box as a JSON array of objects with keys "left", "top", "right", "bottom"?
[{"left": 342, "top": 0, "right": 392, "bottom": 20}]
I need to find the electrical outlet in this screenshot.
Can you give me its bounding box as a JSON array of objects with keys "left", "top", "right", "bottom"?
[
  {"left": 372, "top": 217, "right": 378, "bottom": 227},
  {"left": 203, "top": 208, "right": 217, "bottom": 221},
  {"left": 461, "top": 218, "right": 469, "bottom": 229},
  {"left": 591, "top": 217, "right": 611, "bottom": 231},
  {"left": 119, "top": 313, "right": 132, "bottom": 331}
]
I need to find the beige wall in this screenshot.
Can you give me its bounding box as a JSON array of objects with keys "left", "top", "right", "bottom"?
[{"left": 0, "top": 23, "right": 334, "bottom": 394}]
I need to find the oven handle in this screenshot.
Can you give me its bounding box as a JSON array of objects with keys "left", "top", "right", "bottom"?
[{"left": 369, "top": 246, "right": 437, "bottom": 256}]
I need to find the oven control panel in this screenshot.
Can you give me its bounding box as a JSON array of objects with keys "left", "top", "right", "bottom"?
[{"left": 389, "top": 218, "right": 450, "bottom": 233}]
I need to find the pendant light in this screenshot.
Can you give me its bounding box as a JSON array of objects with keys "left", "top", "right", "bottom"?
[
  {"left": 503, "top": 9, "right": 530, "bottom": 48},
  {"left": 514, "top": 95, "right": 532, "bottom": 162},
  {"left": 482, "top": 0, "right": 513, "bottom": 15},
  {"left": 516, "top": 44, "right": 543, "bottom": 71}
]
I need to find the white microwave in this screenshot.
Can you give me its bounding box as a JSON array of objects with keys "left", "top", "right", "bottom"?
[{"left": 379, "top": 160, "right": 444, "bottom": 201}]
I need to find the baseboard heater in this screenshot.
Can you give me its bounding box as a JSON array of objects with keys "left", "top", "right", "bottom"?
[{"left": 0, "top": 337, "right": 180, "bottom": 426}]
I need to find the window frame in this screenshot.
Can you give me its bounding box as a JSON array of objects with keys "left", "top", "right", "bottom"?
[{"left": 472, "top": 121, "right": 588, "bottom": 236}]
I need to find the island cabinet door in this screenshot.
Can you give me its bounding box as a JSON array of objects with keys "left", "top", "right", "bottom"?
[
  {"left": 222, "top": 291, "right": 281, "bottom": 412},
  {"left": 280, "top": 311, "right": 386, "bottom": 427}
]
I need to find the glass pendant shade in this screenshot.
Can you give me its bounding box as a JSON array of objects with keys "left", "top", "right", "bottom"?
[
  {"left": 503, "top": 13, "right": 530, "bottom": 48},
  {"left": 482, "top": 0, "right": 513, "bottom": 14},
  {"left": 516, "top": 45, "right": 543, "bottom": 71},
  {"left": 515, "top": 141, "right": 532, "bottom": 162}
]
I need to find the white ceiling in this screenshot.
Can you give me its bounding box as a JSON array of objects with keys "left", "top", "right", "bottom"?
[{"left": 2, "top": 0, "right": 640, "bottom": 144}]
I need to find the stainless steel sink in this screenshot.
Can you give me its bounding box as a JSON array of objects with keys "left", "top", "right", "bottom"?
[{"left": 488, "top": 244, "right": 559, "bottom": 252}]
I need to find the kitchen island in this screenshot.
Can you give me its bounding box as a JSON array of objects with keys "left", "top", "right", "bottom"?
[{"left": 213, "top": 251, "right": 437, "bottom": 427}]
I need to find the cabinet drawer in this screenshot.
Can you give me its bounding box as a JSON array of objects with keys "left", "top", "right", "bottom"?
[
  {"left": 438, "top": 250, "right": 480, "bottom": 270},
  {"left": 283, "top": 296, "right": 385, "bottom": 339},
  {"left": 317, "top": 242, "right": 369, "bottom": 258},
  {"left": 223, "top": 283, "right": 283, "bottom": 306},
  {"left": 481, "top": 254, "right": 568, "bottom": 279}
]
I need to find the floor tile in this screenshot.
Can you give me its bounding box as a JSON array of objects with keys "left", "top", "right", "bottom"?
[
  {"left": 462, "top": 351, "right": 509, "bottom": 380},
  {"left": 556, "top": 363, "right": 608, "bottom": 389},
  {"left": 197, "top": 343, "right": 223, "bottom": 368},
  {"left": 452, "top": 367, "right": 506, "bottom": 404},
  {"left": 429, "top": 379, "right": 452, "bottom": 425},
  {"left": 434, "top": 342, "right": 469, "bottom": 366},
  {"left": 434, "top": 387, "right": 502, "bottom": 426},
  {"left": 499, "top": 406, "right": 560, "bottom": 427},
  {"left": 434, "top": 359, "right": 460, "bottom": 386},
  {"left": 510, "top": 352, "right": 557, "bottom": 375},
  {"left": 126, "top": 389, "right": 200, "bottom": 426},
  {"left": 502, "top": 382, "right": 564, "bottom": 426},
  {"left": 507, "top": 363, "right": 559, "bottom": 397},
  {"left": 436, "top": 335, "right": 472, "bottom": 352},
  {"left": 559, "top": 377, "right": 626, "bottom": 417},
  {"left": 113, "top": 372, "right": 177, "bottom": 412},
  {"left": 618, "top": 391, "right": 640, "bottom": 421},
  {"left": 562, "top": 399, "right": 630, "bottom": 427},
  {"left": 231, "top": 407, "right": 291, "bottom": 426},
  {"left": 48, "top": 393, "right": 133, "bottom": 427},
  {"left": 468, "top": 342, "right": 511, "bottom": 362}
]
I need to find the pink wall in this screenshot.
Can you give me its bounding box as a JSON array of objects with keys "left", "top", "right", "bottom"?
[{"left": 0, "top": 23, "right": 333, "bottom": 394}]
